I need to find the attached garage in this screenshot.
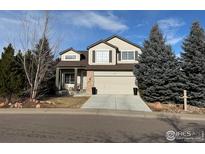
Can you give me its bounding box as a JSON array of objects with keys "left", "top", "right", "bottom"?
[{"left": 94, "top": 71, "right": 136, "bottom": 94}]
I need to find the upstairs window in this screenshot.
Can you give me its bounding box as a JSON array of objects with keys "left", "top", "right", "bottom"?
[
  {"left": 95, "top": 50, "right": 109, "bottom": 63},
  {"left": 65, "top": 55, "right": 76, "bottom": 60},
  {"left": 121, "top": 51, "right": 134, "bottom": 60}
]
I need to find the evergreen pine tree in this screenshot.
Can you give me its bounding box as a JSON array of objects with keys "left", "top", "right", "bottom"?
[
  {"left": 15, "top": 51, "right": 28, "bottom": 96},
  {"left": 181, "top": 22, "right": 205, "bottom": 107},
  {"left": 134, "top": 25, "right": 185, "bottom": 103},
  {"left": 0, "top": 44, "right": 23, "bottom": 103}
]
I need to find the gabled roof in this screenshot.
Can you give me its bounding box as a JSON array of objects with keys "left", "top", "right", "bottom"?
[
  {"left": 57, "top": 51, "right": 88, "bottom": 68},
  {"left": 87, "top": 39, "right": 118, "bottom": 50},
  {"left": 104, "top": 35, "right": 142, "bottom": 49},
  {"left": 59, "top": 47, "right": 80, "bottom": 55}
]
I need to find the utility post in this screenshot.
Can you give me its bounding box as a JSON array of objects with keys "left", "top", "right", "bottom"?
[{"left": 180, "top": 90, "right": 191, "bottom": 111}]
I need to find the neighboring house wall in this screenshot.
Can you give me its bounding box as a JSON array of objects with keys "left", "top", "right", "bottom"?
[
  {"left": 107, "top": 37, "right": 141, "bottom": 64},
  {"left": 61, "top": 50, "right": 80, "bottom": 61},
  {"left": 88, "top": 43, "right": 117, "bottom": 65}
]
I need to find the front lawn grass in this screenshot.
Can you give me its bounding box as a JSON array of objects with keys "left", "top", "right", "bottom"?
[{"left": 43, "top": 96, "right": 90, "bottom": 108}]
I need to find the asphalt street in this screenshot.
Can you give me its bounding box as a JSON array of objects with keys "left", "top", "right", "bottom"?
[{"left": 0, "top": 114, "right": 204, "bottom": 143}]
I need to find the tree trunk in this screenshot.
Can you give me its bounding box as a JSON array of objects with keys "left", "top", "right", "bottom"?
[{"left": 31, "top": 88, "right": 37, "bottom": 100}]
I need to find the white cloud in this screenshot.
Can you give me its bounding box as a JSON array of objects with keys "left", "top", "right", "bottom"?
[
  {"left": 134, "top": 23, "right": 144, "bottom": 28},
  {"left": 158, "top": 18, "right": 185, "bottom": 30},
  {"left": 158, "top": 18, "right": 185, "bottom": 45},
  {"left": 61, "top": 11, "right": 128, "bottom": 32},
  {"left": 166, "top": 36, "right": 184, "bottom": 45},
  {"left": 0, "top": 12, "right": 53, "bottom": 52}
]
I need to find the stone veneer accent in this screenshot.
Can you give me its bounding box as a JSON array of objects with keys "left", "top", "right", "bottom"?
[{"left": 86, "top": 71, "right": 94, "bottom": 95}]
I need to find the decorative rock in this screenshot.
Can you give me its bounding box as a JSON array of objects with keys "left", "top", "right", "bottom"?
[
  {"left": 14, "top": 102, "right": 23, "bottom": 108},
  {"left": 8, "top": 103, "right": 14, "bottom": 108},
  {"left": 36, "top": 104, "right": 41, "bottom": 108},
  {"left": 154, "top": 102, "right": 163, "bottom": 111},
  {"left": 0, "top": 102, "right": 5, "bottom": 108},
  {"left": 14, "top": 102, "right": 18, "bottom": 108}
]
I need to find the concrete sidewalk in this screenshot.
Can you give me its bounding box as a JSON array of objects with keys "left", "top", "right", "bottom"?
[
  {"left": 0, "top": 108, "right": 204, "bottom": 121},
  {"left": 82, "top": 95, "right": 152, "bottom": 112}
]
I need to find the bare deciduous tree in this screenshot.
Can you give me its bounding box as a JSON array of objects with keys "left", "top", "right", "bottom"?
[{"left": 19, "top": 11, "right": 59, "bottom": 101}]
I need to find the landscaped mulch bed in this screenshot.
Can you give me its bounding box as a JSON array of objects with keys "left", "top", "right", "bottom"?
[{"left": 147, "top": 102, "right": 205, "bottom": 114}]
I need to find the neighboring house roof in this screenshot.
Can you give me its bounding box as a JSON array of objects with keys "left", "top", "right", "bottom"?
[
  {"left": 87, "top": 39, "right": 118, "bottom": 50},
  {"left": 104, "top": 35, "right": 142, "bottom": 49},
  {"left": 59, "top": 47, "right": 80, "bottom": 55}
]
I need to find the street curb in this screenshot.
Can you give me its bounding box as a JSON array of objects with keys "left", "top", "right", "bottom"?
[{"left": 0, "top": 108, "right": 204, "bottom": 121}]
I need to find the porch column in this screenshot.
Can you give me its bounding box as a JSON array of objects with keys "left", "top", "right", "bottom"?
[
  {"left": 59, "top": 69, "right": 62, "bottom": 90},
  {"left": 74, "top": 68, "right": 78, "bottom": 91},
  {"left": 55, "top": 68, "right": 60, "bottom": 90},
  {"left": 61, "top": 72, "right": 64, "bottom": 90},
  {"left": 80, "top": 70, "right": 84, "bottom": 91}
]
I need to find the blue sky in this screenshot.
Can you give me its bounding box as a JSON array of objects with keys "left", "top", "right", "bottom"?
[{"left": 0, "top": 10, "right": 205, "bottom": 57}]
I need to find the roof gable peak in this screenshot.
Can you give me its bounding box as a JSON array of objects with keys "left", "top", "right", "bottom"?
[
  {"left": 59, "top": 47, "right": 80, "bottom": 55},
  {"left": 104, "top": 35, "right": 142, "bottom": 49}
]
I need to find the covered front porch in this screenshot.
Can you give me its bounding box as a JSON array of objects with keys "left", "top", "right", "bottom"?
[{"left": 55, "top": 67, "right": 87, "bottom": 95}]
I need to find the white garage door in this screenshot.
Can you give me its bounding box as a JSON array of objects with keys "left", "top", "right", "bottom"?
[{"left": 94, "top": 71, "right": 136, "bottom": 94}]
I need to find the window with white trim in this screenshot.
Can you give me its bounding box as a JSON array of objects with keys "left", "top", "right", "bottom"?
[
  {"left": 65, "top": 55, "right": 76, "bottom": 60},
  {"left": 95, "top": 50, "right": 109, "bottom": 63},
  {"left": 121, "top": 51, "right": 134, "bottom": 60}
]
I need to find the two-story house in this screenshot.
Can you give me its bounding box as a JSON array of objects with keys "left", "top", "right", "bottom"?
[{"left": 56, "top": 35, "right": 142, "bottom": 95}]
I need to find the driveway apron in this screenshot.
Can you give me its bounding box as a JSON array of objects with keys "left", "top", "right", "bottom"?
[{"left": 82, "top": 95, "right": 151, "bottom": 112}]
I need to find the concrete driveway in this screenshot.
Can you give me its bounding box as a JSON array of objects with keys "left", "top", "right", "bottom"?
[{"left": 81, "top": 95, "right": 151, "bottom": 112}]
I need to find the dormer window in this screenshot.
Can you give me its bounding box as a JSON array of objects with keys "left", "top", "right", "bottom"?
[{"left": 65, "top": 55, "right": 76, "bottom": 60}]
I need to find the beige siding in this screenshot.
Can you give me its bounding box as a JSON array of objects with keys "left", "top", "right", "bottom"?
[
  {"left": 88, "top": 43, "right": 116, "bottom": 65},
  {"left": 107, "top": 37, "right": 141, "bottom": 51},
  {"left": 61, "top": 50, "right": 80, "bottom": 61},
  {"left": 107, "top": 37, "right": 141, "bottom": 64}
]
